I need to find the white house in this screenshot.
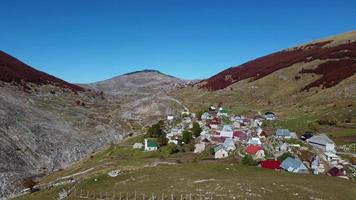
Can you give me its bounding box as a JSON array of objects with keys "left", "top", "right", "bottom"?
[
  {"left": 307, "top": 134, "right": 336, "bottom": 153},
  {"left": 144, "top": 139, "right": 158, "bottom": 151},
  {"left": 214, "top": 145, "right": 229, "bottom": 159},
  {"left": 167, "top": 115, "right": 174, "bottom": 121},
  {"left": 220, "top": 125, "right": 234, "bottom": 138},
  {"left": 324, "top": 152, "right": 340, "bottom": 162}
]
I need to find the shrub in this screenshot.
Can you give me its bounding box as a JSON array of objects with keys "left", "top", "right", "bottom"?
[
  {"left": 242, "top": 155, "right": 258, "bottom": 166},
  {"left": 22, "top": 178, "right": 38, "bottom": 192},
  {"left": 159, "top": 143, "right": 178, "bottom": 155}
]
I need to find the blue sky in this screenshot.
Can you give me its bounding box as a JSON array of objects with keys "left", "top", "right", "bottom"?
[{"left": 1, "top": 0, "right": 356, "bottom": 83}]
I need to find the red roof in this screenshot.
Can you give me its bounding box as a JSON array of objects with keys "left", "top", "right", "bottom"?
[
  {"left": 233, "top": 131, "right": 243, "bottom": 137},
  {"left": 260, "top": 160, "right": 281, "bottom": 169},
  {"left": 246, "top": 145, "right": 263, "bottom": 154},
  {"left": 327, "top": 167, "right": 344, "bottom": 177}
]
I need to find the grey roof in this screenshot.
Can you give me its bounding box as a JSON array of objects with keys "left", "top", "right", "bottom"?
[
  {"left": 223, "top": 138, "right": 235, "bottom": 148},
  {"left": 280, "top": 157, "right": 307, "bottom": 172},
  {"left": 214, "top": 144, "right": 228, "bottom": 153},
  {"left": 308, "top": 134, "right": 334, "bottom": 146},
  {"left": 222, "top": 125, "right": 233, "bottom": 131},
  {"left": 276, "top": 129, "right": 290, "bottom": 137}
]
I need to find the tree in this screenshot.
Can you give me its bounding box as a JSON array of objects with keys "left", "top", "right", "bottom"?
[
  {"left": 157, "top": 133, "right": 168, "bottom": 146},
  {"left": 191, "top": 121, "right": 202, "bottom": 138},
  {"left": 182, "top": 130, "right": 192, "bottom": 144},
  {"left": 147, "top": 121, "right": 165, "bottom": 138}
]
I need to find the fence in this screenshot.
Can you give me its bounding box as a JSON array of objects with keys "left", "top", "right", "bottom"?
[{"left": 73, "top": 189, "right": 239, "bottom": 200}]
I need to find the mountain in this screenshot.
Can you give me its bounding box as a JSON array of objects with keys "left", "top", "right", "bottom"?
[
  {"left": 174, "top": 31, "right": 356, "bottom": 134},
  {"left": 85, "top": 69, "right": 185, "bottom": 95},
  {"left": 0, "top": 54, "right": 185, "bottom": 198},
  {"left": 82, "top": 69, "right": 188, "bottom": 124},
  {"left": 0, "top": 51, "right": 83, "bottom": 91},
  {"left": 201, "top": 31, "right": 356, "bottom": 91}
]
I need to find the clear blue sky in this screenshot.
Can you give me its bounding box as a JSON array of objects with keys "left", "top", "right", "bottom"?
[{"left": 1, "top": 0, "right": 356, "bottom": 83}]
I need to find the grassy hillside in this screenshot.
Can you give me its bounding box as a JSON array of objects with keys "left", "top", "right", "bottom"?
[{"left": 15, "top": 136, "right": 356, "bottom": 200}]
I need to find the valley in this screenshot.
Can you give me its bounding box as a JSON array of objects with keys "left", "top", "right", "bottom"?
[{"left": 1, "top": 31, "right": 356, "bottom": 200}]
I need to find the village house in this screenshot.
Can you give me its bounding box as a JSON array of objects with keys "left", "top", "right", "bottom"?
[
  {"left": 209, "top": 105, "right": 216, "bottom": 112},
  {"left": 144, "top": 139, "right": 158, "bottom": 151},
  {"left": 300, "top": 132, "right": 313, "bottom": 141},
  {"left": 223, "top": 138, "right": 236, "bottom": 151},
  {"left": 280, "top": 157, "right": 309, "bottom": 173},
  {"left": 324, "top": 151, "right": 340, "bottom": 162},
  {"left": 246, "top": 144, "right": 263, "bottom": 155},
  {"left": 276, "top": 128, "right": 291, "bottom": 138},
  {"left": 307, "top": 134, "right": 336, "bottom": 153},
  {"left": 201, "top": 112, "right": 212, "bottom": 121},
  {"left": 264, "top": 112, "right": 276, "bottom": 120},
  {"left": 167, "top": 115, "right": 174, "bottom": 122},
  {"left": 220, "top": 125, "right": 234, "bottom": 138},
  {"left": 327, "top": 167, "right": 346, "bottom": 177},
  {"left": 311, "top": 155, "right": 325, "bottom": 174},
  {"left": 217, "top": 107, "right": 229, "bottom": 117},
  {"left": 260, "top": 160, "right": 281, "bottom": 169},
  {"left": 248, "top": 137, "right": 262, "bottom": 145},
  {"left": 214, "top": 145, "right": 229, "bottom": 159}
]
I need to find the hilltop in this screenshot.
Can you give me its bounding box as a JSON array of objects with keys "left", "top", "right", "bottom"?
[
  {"left": 0, "top": 51, "right": 83, "bottom": 91},
  {"left": 200, "top": 31, "right": 356, "bottom": 91}
]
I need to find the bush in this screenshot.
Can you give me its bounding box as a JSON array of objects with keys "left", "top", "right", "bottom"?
[
  {"left": 159, "top": 143, "right": 178, "bottom": 155},
  {"left": 242, "top": 155, "right": 258, "bottom": 166},
  {"left": 317, "top": 116, "right": 338, "bottom": 126},
  {"left": 22, "top": 178, "right": 38, "bottom": 192}
]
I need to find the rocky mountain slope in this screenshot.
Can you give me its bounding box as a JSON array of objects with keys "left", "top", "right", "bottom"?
[
  {"left": 82, "top": 70, "right": 188, "bottom": 123},
  {"left": 0, "top": 55, "right": 184, "bottom": 198}
]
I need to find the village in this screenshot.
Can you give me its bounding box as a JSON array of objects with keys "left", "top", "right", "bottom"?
[{"left": 133, "top": 105, "right": 356, "bottom": 180}]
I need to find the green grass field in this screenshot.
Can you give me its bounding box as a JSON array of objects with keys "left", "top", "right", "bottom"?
[{"left": 15, "top": 136, "right": 356, "bottom": 200}]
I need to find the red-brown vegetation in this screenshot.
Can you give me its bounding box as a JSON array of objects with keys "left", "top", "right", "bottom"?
[
  {"left": 0, "top": 50, "right": 84, "bottom": 91},
  {"left": 203, "top": 41, "right": 356, "bottom": 91}
]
